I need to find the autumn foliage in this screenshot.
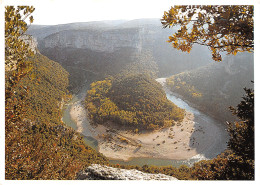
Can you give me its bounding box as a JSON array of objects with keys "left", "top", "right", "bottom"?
[
  {"left": 161, "top": 5, "right": 254, "bottom": 61},
  {"left": 5, "top": 53, "right": 109, "bottom": 179}
]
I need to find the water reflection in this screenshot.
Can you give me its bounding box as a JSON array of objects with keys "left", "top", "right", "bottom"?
[{"left": 166, "top": 93, "right": 200, "bottom": 115}]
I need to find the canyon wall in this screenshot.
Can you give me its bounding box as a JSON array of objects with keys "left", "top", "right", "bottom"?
[{"left": 42, "top": 28, "right": 143, "bottom": 53}]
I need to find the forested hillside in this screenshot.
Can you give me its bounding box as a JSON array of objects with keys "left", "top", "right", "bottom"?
[
  {"left": 5, "top": 53, "right": 109, "bottom": 179},
  {"left": 40, "top": 47, "right": 141, "bottom": 92},
  {"left": 166, "top": 53, "right": 253, "bottom": 121},
  {"left": 86, "top": 73, "right": 184, "bottom": 131}
]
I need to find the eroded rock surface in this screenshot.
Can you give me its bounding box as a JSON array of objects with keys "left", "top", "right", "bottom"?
[{"left": 77, "top": 164, "right": 178, "bottom": 180}]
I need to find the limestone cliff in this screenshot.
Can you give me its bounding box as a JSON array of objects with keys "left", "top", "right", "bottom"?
[
  {"left": 21, "top": 35, "right": 38, "bottom": 54},
  {"left": 41, "top": 28, "right": 143, "bottom": 53}
]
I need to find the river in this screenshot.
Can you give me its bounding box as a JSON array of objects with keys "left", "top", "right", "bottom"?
[{"left": 62, "top": 78, "right": 229, "bottom": 167}]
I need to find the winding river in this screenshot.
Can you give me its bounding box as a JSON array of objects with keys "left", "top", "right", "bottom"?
[{"left": 62, "top": 78, "right": 229, "bottom": 167}]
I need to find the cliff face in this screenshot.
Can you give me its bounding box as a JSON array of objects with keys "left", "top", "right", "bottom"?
[
  {"left": 27, "top": 19, "right": 213, "bottom": 92},
  {"left": 41, "top": 28, "right": 143, "bottom": 53},
  {"left": 77, "top": 164, "right": 178, "bottom": 180},
  {"left": 29, "top": 20, "right": 174, "bottom": 55}
]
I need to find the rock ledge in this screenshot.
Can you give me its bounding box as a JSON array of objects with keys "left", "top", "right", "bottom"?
[{"left": 77, "top": 164, "right": 177, "bottom": 180}]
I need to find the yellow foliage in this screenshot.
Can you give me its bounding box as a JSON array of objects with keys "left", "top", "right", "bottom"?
[{"left": 85, "top": 74, "right": 184, "bottom": 131}]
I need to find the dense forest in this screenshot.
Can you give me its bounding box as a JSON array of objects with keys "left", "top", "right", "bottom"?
[
  {"left": 5, "top": 53, "right": 109, "bottom": 179},
  {"left": 86, "top": 73, "right": 184, "bottom": 131},
  {"left": 38, "top": 47, "right": 139, "bottom": 92}
]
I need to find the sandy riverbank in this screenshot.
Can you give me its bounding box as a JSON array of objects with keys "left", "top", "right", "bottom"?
[
  {"left": 69, "top": 78, "right": 226, "bottom": 161},
  {"left": 70, "top": 101, "right": 198, "bottom": 160},
  {"left": 70, "top": 100, "right": 95, "bottom": 137}
]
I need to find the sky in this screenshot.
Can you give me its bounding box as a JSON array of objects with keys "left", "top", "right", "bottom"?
[
  {"left": 32, "top": 0, "right": 173, "bottom": 25},
  {"left": 2, "top": 0, "right": 260, "bottom": 25},
  {"left": 4, "top": 0, "right": 176, "bottom": 25}
]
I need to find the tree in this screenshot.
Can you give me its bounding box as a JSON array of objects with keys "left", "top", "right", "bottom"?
[
  {"left": 191, "top": 87, "right": 254, "bottom": 180},
  {"left": 192, "top": 151, "right": 254, "bottom": 180},
  {"left": 5, "top": 6, "right": 35, "bottom": 123},
  {"left": 5, "top": 6, "right": 35, "bottom": 70},
  {"left": 228, "top": 87, "right": 254, "bottom": 161},
  {"left": 161, "top": 5, "right": 253, "bottom": 61}
]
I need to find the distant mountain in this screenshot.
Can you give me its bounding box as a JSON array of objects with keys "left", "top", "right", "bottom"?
[
  {"left": 27, "top": 19, "right": 160, "bottom": 38},
  {"left": 28, "top": 20, "right": 127, "bottom": 38},
  {"left": 116, "top": 18, "right": 162, "bottom": 28}
]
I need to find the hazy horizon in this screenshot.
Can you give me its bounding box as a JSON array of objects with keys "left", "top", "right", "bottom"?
[{"left": 29, "top": 17, "right": 162, "bottom": 27}]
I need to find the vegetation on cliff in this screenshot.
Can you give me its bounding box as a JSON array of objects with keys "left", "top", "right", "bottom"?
[
  {"left": 86, "top": 73, "right": 184, "bottom": 131},
  {"left": 5, "top": 53, "right": 109, "bottom": 180},
  {"left": 166, "top": 53, "right": 253, "bottom": 121},
  {"left": 191, "top": 87, "right": 254, "bottom": 180}
]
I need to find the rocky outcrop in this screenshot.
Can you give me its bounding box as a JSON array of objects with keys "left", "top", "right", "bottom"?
[
  {"left": 21, "top": 35, "right": 38, "bottom": 54},
  {"left": 77, "top": 164, "right": 178, "bottom": 180}
]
